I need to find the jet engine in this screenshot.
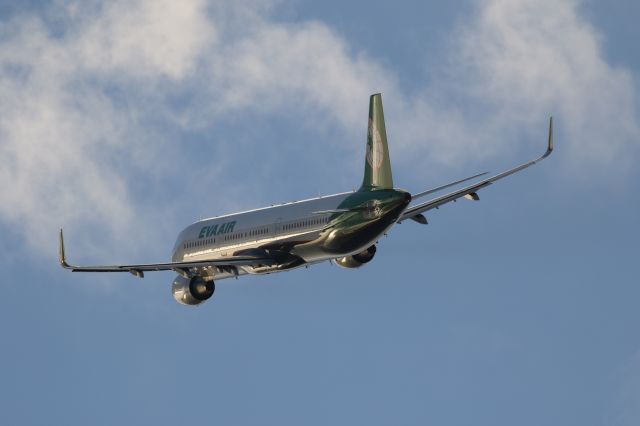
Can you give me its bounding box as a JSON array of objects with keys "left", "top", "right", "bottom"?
[
  {"left": 172, "top": 275, "right": 215, "bottom": 306},
  {"left": 334, "top": 245, "right": 377, "bottom": 269}
]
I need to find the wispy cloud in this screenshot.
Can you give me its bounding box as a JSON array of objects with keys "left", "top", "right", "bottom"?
[
  {"left": 0, "top": 0, "right": 637, "bottom": 258},
  {"left": 452, "top": 0, "right": 640, "bottom": 171},
  {"left": 0, "top": 0, "right": 215, "bottom": 257}
]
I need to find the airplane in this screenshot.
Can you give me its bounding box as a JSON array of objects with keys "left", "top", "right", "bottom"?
[{"left": 59, "top": 93, "right": 553, "bottom": 306}]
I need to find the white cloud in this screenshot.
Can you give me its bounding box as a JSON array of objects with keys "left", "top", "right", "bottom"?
[
  {"left": 0, "top": 0, "right": 214, "bottom": 257},
  {"left": 76, "top": 0, "right": 215, "bottom": 80},
  {"left": 0, "top": 0, "right": 638, "bottom": 260},
  {"left": 208, "top": 21, "right": 394, "bottom": 130},
  {"left": 452, "top": 0, "right": 640, "bottom": 172},
  {"left": 196, "top": 0, "right": 640, "bottom": 172}
]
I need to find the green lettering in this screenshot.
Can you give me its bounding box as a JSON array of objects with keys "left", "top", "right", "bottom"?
[
  {"left": 217, "top": 223, "right": 227, "bottom": 235},
  {"left": 198, "top": 227, "right": 207, "bottom": 239},
  {"left": 207, "top": 224, "right": 218, "bottom": 237},
  {"left": 227, "top": 221, "right": 236, "bottom": 233}
]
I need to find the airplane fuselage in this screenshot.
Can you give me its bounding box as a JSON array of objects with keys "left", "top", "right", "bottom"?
[{"left": 171, "top": 189, "right": 412, "bottom": 280}]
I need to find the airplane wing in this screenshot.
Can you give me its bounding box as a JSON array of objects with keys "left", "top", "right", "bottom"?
[
  {"left": 400, "top": 117, "right": 553, "bottom": 223},
  {"left": 58, "top": 230, "right": 277, "bottom": 278},
  {"left": 410, "top": 172, "right": 488, "bottom": 200}
]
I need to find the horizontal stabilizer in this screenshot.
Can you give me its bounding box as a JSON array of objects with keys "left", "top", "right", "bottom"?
[{"left": 409, "top": 214, "right": 428, "bottom": 225}]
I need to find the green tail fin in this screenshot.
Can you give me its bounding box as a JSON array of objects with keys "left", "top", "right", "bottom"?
[{"left": 360, "top": 93, "right": 394, "bottom": 191}]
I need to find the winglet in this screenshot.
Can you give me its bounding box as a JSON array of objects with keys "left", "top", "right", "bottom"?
[{"left": 59, "top": 229, "right": 71, "bottom": 269}]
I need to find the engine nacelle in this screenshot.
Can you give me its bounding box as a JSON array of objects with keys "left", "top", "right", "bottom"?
[
  {"left": 334, "top": 245, "right": 377, "bottom": 269},
  {"left": 172, "top": 276, "right": 215, "bottom": 306}
]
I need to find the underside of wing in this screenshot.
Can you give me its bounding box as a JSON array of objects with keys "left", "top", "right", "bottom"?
[
  {"left": 400, "top": 117, "right": 554, "bottom": 223},
  {"left": 58, "top": 230, "right": 277, "bottom": 278}
]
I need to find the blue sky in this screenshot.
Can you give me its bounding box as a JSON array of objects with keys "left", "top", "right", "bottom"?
[{"left": 1, "top": 0, "right": 639, "bottom": 424}]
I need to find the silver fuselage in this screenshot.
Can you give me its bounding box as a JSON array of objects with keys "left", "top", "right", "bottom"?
[{"left": 171, "top": 189, "right": 411, "bottom": 281}]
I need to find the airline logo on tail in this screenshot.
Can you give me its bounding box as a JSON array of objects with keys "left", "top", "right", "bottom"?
[{"left": 367, "top": 118, "right": 384, "bottom": 170}]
